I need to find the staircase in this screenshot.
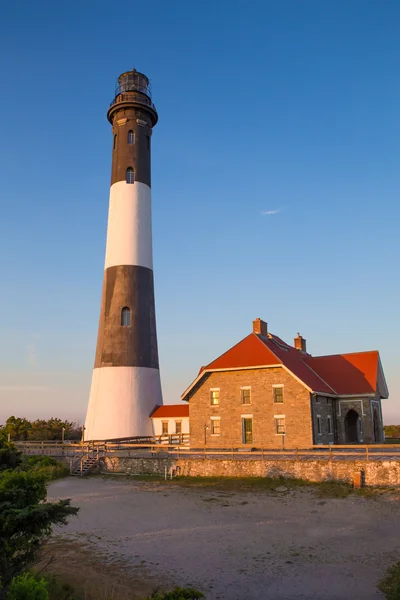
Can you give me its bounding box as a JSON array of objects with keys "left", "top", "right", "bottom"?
[{"left": 69, "top": 447, "right": 103, "bottom": 477}]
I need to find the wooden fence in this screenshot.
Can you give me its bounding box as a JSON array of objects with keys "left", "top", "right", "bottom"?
[{"left": 14, "top": 440, "right": 400, "bottom": 461}]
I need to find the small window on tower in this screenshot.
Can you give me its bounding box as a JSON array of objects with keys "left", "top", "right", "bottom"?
[
  {"left": 126, "top": 168, "right": 135, "bottom": 184},
  {"left": 121, "top": 307, "right": 131, "bottom": 327},
  {"left": 128, "top": 130, "right": 135, "bottom": 145},
  {"left": 113, "top": 134, "right": 117, "bottom": 150}
]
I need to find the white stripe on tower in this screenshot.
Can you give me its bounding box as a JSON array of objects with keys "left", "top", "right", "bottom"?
[
  {"left": 84, "top": 69, "right": 162, "bottom": 441},
  {"left": 104, "top": 181, "right": 153, "bottom": 270}
]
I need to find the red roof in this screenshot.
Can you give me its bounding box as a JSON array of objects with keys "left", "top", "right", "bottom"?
[
  {"left": 182, "top": 331, "right": 386, "bottom": 399},
  {"left": 306, "top": 351, "right": 379, "bottom": 395},
  {"left": 150, "top": 404, "right": 189, "bottom": 418}
]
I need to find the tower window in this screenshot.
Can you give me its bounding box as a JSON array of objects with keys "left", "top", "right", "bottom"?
[
  {"left": 128, "top": 130, "right": 135, "bottom": 145},
  {"left": 113, "top": 134, "right": 117, "bottom": 150},
  {"left": 121, "top": 307, "right": 131, "bottom": 327},
  {"left": 126, "top": 168, "right": 135, "bottom": 184}
]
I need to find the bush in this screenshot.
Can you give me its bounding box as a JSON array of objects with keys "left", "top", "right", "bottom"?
[
  {"left": 20, "top": 456, "right": 69, "bottom": 481},
  {"left": 146, "top": 588, "right": 205, "bottom": 600},
  {"left": 379, "top": 562, "right": 400, "bottom": 599},
  {"left": 6, "top": 573, "right": 49, "bottom": 600}
]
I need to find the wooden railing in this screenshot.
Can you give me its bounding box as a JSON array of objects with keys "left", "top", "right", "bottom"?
[{"left": 14, "top": 440, "right": 400, "bottom": 461}]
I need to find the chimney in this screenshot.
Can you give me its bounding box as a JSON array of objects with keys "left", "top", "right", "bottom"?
[
  {"left": 294, "top": 333, "right": 307, "bottom": 353},
  {"left": 253, "top": 318, "right": 268, "bottom": 337}
]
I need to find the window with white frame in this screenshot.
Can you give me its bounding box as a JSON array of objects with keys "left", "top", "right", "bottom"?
[
  {"left": 210, "top": 389, "right": 220, "bottom": 406},
  {"left": 162, "top": 421, "right": 168, "bottom": 435},
  {"left": 128, "top": 130, "right": 135, "bottom": 144},
  {"left": 126, "top": 167, "right": 135, "bottom": 184},
  {"left": 317, "top": 415, "right": 322, "bottom": 435},
  {"left": 274, "top": 416, "right": 285, "bottom": 434},
  {"left": 175, "top": 421, "right": 182, "bottom": 434},
  {"left": 242, "top": 417, "right": 253, "bottom": 444},
  {"left": 241, "top": 387, "right": 251, "bottom": 404},
  {"left": 121, "top": 307, "right": 131, "bottom": 327},
  {"left": 327, "top": 415, "right": 332, "bottom": 434},
  {"left": 211, "top": 418, "right": 220, "bottom": 436},
  {"left": 273, "top": 385, "right": 284, "bottom": 403},
  {"left": 359, "top": 419, "right": 363, "bottom": 434}
]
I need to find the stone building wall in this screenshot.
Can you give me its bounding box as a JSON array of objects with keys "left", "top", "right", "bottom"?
[
  {"left": 102, "top": 455, "right": 400, "bottom": 487},
  {"left": 186, "top": 367, "right": 314, "bottom": 449},
  {"left": 335, "top": 395, "right": 384, "bottom": 444},
  {"left": 311, "top": 395, "right": 336, "bottom": 444}
]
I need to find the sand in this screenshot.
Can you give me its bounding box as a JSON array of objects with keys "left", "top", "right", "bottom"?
[{"left": 47, "top": 477, "right": 400, "bottom": 599}]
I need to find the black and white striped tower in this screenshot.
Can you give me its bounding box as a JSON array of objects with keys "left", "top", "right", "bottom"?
[{"left": 84, "top": 69, "right": 162, "bottom": 440}]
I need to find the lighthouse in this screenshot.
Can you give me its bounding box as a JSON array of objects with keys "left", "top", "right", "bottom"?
[{"left": 84, "top": 69, "right": 162, "bottom": 441}]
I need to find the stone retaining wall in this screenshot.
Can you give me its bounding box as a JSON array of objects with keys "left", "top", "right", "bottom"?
[{"left": 102, "top": 456, "right": 400, "bottom": 487}]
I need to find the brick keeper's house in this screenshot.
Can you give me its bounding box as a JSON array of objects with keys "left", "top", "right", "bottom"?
[{"left": 177, "top": 319, "right": 388, "bottom": 448}]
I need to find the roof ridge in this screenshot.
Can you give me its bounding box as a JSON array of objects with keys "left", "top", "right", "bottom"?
[
  {"left": 253, "top": 333, "right": 283, "bottom": 364},
  {"left": 313, "top": 349, "right": 379, "bottom": 359},
  {"left": 204, "top": 333, "right": 254, "bottom": 369}
]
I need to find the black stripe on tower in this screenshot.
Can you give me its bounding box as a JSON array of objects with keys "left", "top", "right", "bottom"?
[
  {"left": 110, "top": 112, "right": 152, "bottom": 186},
  {"left": 94, "top": 265, "right": 159, "bottom": 369}
]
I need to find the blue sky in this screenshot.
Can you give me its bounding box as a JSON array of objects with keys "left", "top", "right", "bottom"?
[{"left": 0, "top": 0, "right": 399, "bottom": 424}]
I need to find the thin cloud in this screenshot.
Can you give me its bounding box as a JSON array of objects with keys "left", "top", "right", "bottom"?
[
  {"left": 261, "top": 208, "right": 282, "bottom": 216},
  {"left": 0, "top": 385, "right": 49, "bottom": 392}
]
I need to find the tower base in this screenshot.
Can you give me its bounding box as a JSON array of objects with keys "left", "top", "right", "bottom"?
[{"left": 84, "top": 366, "right": 162, "bottom": 441}]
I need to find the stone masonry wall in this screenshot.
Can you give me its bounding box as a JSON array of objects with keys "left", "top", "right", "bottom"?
[
  {"left": 336, "top": 395, "right": 384, "bottom": 444},
  {"left": 311, "top": 395, "right": 336, "bottom": 444},
  {"left": 102, "top": 456, "right": 400, "bottom": 487},
  {"left": 188, "top": 367, "right": 313, "bottom": 449}
]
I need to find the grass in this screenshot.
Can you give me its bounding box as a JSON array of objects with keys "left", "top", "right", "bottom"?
[
  {"left": 101, "top": 473, "right": 382, "bottom": 498},
  {"left": 379, "top": 562, "right": 400, "bottom": 599}
]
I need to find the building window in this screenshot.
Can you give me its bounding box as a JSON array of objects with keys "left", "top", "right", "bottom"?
[
  {"left": 241, "top": 387, "right": 251, "bottom": 404},
  {"left": 326, "top": 398, "right": 331, "bottom": 405},
  {"left": 210, "top": 389, "right": 220, "bottom": 406},
  {"left": 128, "top": 130, "right": 135, "bottom": 144},
  {"left": 126, "top": 167, "right": 135, "bottom": 184},
  {"left": 162, "top": 421, "right": 168, "bottom": 435},
  {"left": 359, "top": 419, "right": 363, "bottom": 434},
  {"left": 275, "top": 417, "right": 285, "bottom": 434},
  {"left": 121, "top": 307, "right": 131, "bottom": 327},
  {"left": 175, "top": 421, "right": 182, "bottom": 434},
  {"left": 211, "top": 418, "right": 220, "bottom": 436},
  {"left": 327, "top": 415, "right": 332, "bottom": 434},
  {"left": 113, "top": 134, "right": 117, "bottom": 149},
  {"left": 316, "top": 396, "right": 320, "bottom": 403},
  {"left": 273, "top": 386, "right": 284, "bottom": 403},
  {"left": 317, "top": 415, "right": 322, "bottom": 435},
  {"left": 242, "top": 418, "right": 253, "bottom": 444}
]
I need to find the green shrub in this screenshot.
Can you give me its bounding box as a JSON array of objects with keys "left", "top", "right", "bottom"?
[
  {"left": 20, "top": 456, "right": 69, "bottom": 481},
  {"left": 146, "top": 587, "right": 205, "bottom": 600},
  {"left": 43, "top": 575, "right": 77, "bottom": 600},
  {"left": 6, "top": 573, "right": 49, "bottom": 600},
  {"left": 379, "top": 562, "right": 400, "bottom": 600}
]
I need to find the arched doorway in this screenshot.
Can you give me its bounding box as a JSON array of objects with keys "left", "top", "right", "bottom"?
[
  {"left": 373, "top": 409, "right": 380, "bottom": 442},
  {"left": 345, "top": 409, "right": 359, "bottom": 443}
]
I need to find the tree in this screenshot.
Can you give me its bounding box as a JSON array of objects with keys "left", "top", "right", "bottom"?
[
  {"left": 3, "top": 417, "right": 31, "bottom": 441},
  {"left": 0, "top": 436, "right": 78, "bottom": 595},
  {"left": 0, "top": 432, "right": 21, "bottom": 472}
]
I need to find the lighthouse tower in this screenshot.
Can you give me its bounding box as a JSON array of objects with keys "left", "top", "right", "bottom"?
[{"left": 84, "top": 69, "right": 162, "bottom": 441}]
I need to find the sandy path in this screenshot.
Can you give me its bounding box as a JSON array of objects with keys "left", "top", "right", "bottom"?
[{"left": 48, "top": 477, "right": 400, "bottom": 600}]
